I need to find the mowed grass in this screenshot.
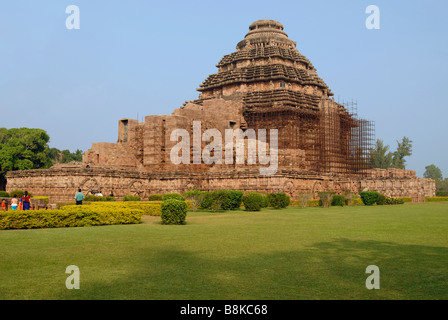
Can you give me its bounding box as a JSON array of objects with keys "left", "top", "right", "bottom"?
[{"left": 0, "top": 203, "right": 447, "bottom": 300}]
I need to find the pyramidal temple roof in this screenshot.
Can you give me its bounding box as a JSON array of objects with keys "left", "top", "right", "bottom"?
[{"left": 197, "top": 20, "right": 331, "bottom": 95}]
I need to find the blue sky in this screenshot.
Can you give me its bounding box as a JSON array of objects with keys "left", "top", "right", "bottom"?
[{"left": 1, "top": 0, "right": 447, "bottom": 177}]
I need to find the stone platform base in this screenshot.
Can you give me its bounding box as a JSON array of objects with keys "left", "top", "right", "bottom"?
[{"left": 6, "top": 165, "right": 435, "bottom": 204}]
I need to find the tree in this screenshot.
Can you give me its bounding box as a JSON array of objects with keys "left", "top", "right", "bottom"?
[
  {"left": 370, "top": 137, "right": 413, "bottom": 170},
  {"left": 0, "top": 127, "right": 84, "bottom": 190},
  {"left": 61, "top": 149, "right": 83, "bottom": 163},
  {"left": 0, "top": 128, "right": 53, "bottom": 190},
  {"left": 424, "top": 164, "right": 443, "bottom": 181},
  {"left": 370, "top": 139, "right": 393, "bottom": 169},
  {"left": 391, "top": 137, "right": 413, "bottom": 169}
]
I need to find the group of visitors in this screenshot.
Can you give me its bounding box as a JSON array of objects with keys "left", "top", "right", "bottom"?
[
  {"left": 0, "top": 191, "right": 31, "bottom": 211},
  {"left": 74, "top": 189, "right": 114, "bottom": 205}
]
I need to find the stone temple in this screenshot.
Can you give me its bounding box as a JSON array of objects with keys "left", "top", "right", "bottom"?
[{"left": 7, "top": 20, "right": 435, "bottom": 202}]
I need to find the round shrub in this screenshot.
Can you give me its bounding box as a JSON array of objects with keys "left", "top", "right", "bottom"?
[
  {"left": 376, "top": 194, "right": 387, "bottom": 205},
  {"left": 148, "top": 194, "right": 163, "bottom": 201},
  {"left": 267, "top": 193, "right": 290, "bottom": 209},
  {"left": 359, "top": 191, "right": 380, "bottom": 206},
  {"left": 200, "top": 192, "right": 214, "bottom": 209},
  {"left": 225, "top": 190, "right": 244, "bottom": 210},
  {"left": 242, "top": 192, "right": 264, "bottom": 211},
  {"left": 331, "top": 195, "right": 346, "bottom": 207},
  {"left": 162, "top": 193, "right": 185, "bottom": 201},
  {"left": 123, "top": 195, "right": 141, "bottom": 201},
  {"left": 260, "top": 194, "right": 270, "bottom": 208},
  {"left": 161, "top": 199, "right": 187, "bottom": 225}
]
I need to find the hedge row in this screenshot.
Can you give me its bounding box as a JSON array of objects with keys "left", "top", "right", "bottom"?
[
  {"left": 425, "top": 197, "right": 448, "bottom": 202},
  {"left": 85, "top": 201, "right": 164, "bottom": 216},
  {"left": 0, "top": 206, "right": 142, "bottom": 230}
]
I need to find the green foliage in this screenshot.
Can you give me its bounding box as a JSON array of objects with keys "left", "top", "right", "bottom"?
[
  {"left": 123, "top": 195, "right": 141, "bottom": 201},
  {"left": 425, "top": 197, "right": 448, "bottom": 202},
  {"left": 0, "top": 206, "right": 142, "bottom": 229},
  {"left": 223, "top": 190, "right": 244, "bottom": 210},
  {"left": 162, "top": 193, "right": 185, "bottom": 201},
  {"left": 87, "top": 201, "right": 163, "bottom": 216},
  {"left": 267, "top": 193, "right": 290, "bottom": 209},
  {"left": 0, "top": 191, "right": 9, "bottom": 197},
  {"left": 198, "top": 190, "right": 242, "bottom": 211},
  {"left": 370, "top": 137, "right": 413, "bottom": 169},
  {"left": 84, "top": 195, "right": 116, "bottom": 202},
  {"left": 208, "top": 190, "right": 231, "bottom": 211},
  {"left": 7, "top": 190, "right": 32, "bottom": 198},
  {"left": 31, "top": 196, "right": 49, "bottom": 204},
  {"left": 376, "top": 194, "right": 387, "bottom": 205},
  {"left": 318, "top": 191, "right": 335, "bottom": 208},
  {"left": 392, "top": 137, "right": 413, "bottom": 169},
  {"left": 242, "top": 192, "right": 264, "bottom": 211},
  {"left": 200, "top": 192, "right": 214, "bottom": 209},
  {"left": 0, "top": 128, "right": 53, "bottom": 188},
  {"left": 424, "top": 164, "right": 443, "bottom": 181},
  {"left": 161, "top": 199, "right": 187, "bottom": 225},
  {"left": 359, "top": 191, "right": 380, "bottom": 206},
  {"left": 370, "top": 139, "right": 393, "bottom": 169},
  {"left": 436, "top": 191, "right": 448, "bottom": 197},
  {"left": 260, "top": 194, "right": 270, "bottom": 208},
  {"left": 384, "top": 197, "right": 405, "bottom": 205},
  {"left": 331, "top": 195, "right": 347, "bottom": 207},
  {"left": 183, "top": 190, "right": 205, "bottom": 212},
  {"left": 148, "top": 194, "right": 163, "bottom": 201}
]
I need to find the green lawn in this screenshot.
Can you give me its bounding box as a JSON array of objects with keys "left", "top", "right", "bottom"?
[{"left": 0, "top": 203, "right": 447, "bottom": 300}]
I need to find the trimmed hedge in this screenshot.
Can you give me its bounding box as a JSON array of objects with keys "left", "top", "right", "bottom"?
[
  {"left": 162, "top": 193, "right": 185, "bottom": 201},
  {"left": 161, "top": 199, "right": 187, "bottom": 225},
  {"left": 397, "top": 197, "right": 412, "bottom": 203},
  {"left": 376, "top": 194, "right": 387, "bottom": 205},
  {"left": 123, "top": 195, "right": 141, "bottom": 201},
  {"left": 384, "top": 197, "right": 404, "bottom": 205},
  {"left": 198, "top": 190, "right": 243, "bottom": 211},
  {"left": 0, "top": 191, "right": 9, "bottom": 197},
  {"left": 267, "top": 193, "right": 290, "bottom": 209},
  {"left": 359, "top": 191, "right": 380, "bottom": 206},
  {"left": 331, "top": 195, "right": 347, "bottom": 207},
  {"left": 0, "top": 206, "right": 142, "bottom": 229},
  {"left": 31, "top": 196, "right": 49, "bottom": 204},
  {"left": 242, "top": 192, "right": 264, "bottom": 211},
  {"left": 84, "top": 195, "right": 116, "bottom": 202},
  {"left": 148, "top": 194, "right": 163, "bottom": 201},
  {"left": 425, "top": 197, "right": 448, "bottom": 202},
  {"left": 86, "top": 201, "right": 163, "bottom": 216}
]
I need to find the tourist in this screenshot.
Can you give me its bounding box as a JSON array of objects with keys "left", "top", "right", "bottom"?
[
  {"left": 21, "top": 191, "right": 31, "bottom": 210},
  {"left": 1, "top": 199, "right": 6, "bottom": 211},
  {"left": 11, "top": 194, "right": 18, "bottom": 211},
  {"left": 95, "top": 191, "right": 103, "bottom": 197},
  {"left": 75, "top": 188, "right": 85, "bottom": 205}
]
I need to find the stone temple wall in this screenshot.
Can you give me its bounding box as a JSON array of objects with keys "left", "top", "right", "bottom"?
[{"left": 6, "top": 164, "right": 435, "bottom": 203}]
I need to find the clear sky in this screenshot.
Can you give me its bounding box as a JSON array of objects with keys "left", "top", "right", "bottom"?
[{"left": 1, "top": 0, "right": 447, "bottom": 177}]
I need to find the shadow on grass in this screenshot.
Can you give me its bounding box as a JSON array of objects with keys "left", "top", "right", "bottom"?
[{"left": 55, "top": 238, "right": 448, "bottom": 300}]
